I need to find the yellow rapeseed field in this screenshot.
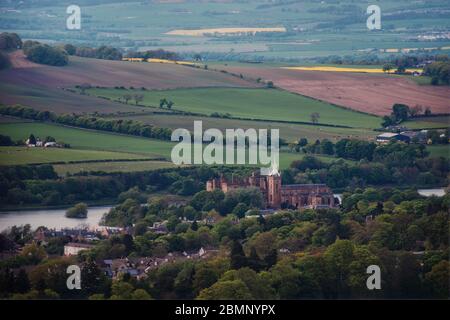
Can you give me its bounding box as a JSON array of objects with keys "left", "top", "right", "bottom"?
[
  {"left": 282, "top": 66, "right": 423, "bottom": 74},
  {"left": 122, "top": 57, "right": 197, "bottom": 66},
  {"left": 165, "top": 27, "right": 286, "bottom": 36}
]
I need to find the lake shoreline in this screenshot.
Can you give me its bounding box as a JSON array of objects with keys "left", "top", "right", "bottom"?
[
  {"left": 0, "top": 198, "right": 118, "bottom": 213},
  {"left": 0, "top": 205, "right": 113, "bottom": 231}
]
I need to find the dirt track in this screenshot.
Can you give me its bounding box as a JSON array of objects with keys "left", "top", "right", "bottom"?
[{"left": 218, "top": 65, "right": 450, "bottom": 116}]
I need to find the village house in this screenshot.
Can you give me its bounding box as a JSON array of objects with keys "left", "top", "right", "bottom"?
[
  {"left": 25, "top": 137, "right": 43, "bottom": 147},
  {"left": 35, "top": 227, "right": 100, "bottom": 241},
  {"left": 96, "top": 226, "right": 124, "bottom": 238},
  {"left": 64, "top": 242, "right": 95, "bottom": 256},
  {"left": 26, "top": 137, "right": 62, "bottom": 148},
  {"left": 101, "top": 248, "right": 216, "bottom": 279},
  {"left": 148, "top": 221, "right": 169, "bottom": 234}
]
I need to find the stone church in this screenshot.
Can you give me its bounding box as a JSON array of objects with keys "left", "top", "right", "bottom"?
[{"left": 206, "top": 168, "right": 336, "bottom": 209}]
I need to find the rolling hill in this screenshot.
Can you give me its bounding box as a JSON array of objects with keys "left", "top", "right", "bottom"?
[{"left": 210, "top": 63, "right": 450, "bottom": 116}]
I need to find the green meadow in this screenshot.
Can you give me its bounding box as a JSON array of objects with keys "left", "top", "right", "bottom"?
[
  {"left": 404, "top": 116, "right": 450, "bottom": 129},
  {"left": 0, "top": 122, "right": 174, "bottom": 158},
  {"left": 427, "top": 145, "right": 450, "bottom": 159},
  {"left": 0, "top": 122, "right": 337, "bottom": 170},
  {"left": 53, "top": 160, "right": 178, "bottom": 176},
  {"left": 0, "top": 146, "right": 147, "bottom": 166},
  {"left": 116, "top": 114, "right": 377, "bottom": 142},
  {"left": 0, "top": 121, "right": 446, "bottom": 173},
  {"left": 87, "top": 87, "right": 381, "bottom": 129}
]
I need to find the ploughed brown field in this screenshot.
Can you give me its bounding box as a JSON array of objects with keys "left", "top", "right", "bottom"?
[
  {"left": 215, "top": 65, "right": 450, "bottom": 116},
  {"left": 0, "top": 52, "right": 260, "bottom": 114},
  {"left": 3, "top": 51, "right": 258, "bottom": 89}
]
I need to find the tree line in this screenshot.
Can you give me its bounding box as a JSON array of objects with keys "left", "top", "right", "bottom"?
[
  {"left": 0, "top": 165, "right": 226, "bottom": 207},
  {"left": 125, "top": 49, "right": 179, "bottom": 61},
  {"left": 286, "top": 151, "right": 448, "bottom": 189},
  {"left": 288, "top": 136, "right": 435, "bottom": 161},
  {"left": 0, "top": 105, "right": 173, "bottom": 141}
]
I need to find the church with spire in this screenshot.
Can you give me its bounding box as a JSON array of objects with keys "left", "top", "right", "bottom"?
[{"left": 206, "top": 169, "right": 336, "bottom": 210}]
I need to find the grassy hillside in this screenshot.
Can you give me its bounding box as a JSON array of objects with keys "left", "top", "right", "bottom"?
[
  {"left": 0, "top": 146, "right": 147, "bottom": 166},
  {"left": 404, "top": 116, "right": 450, "bottom": 129},
  {"left": 1, "top": 54, "right": 259, "bottom": 90},
  {"left": 0, "top": 82, "right": 141, "bottom": 115},
  {"left": 0, "top": 122, "right": 175, "bottom": 158},
  {"left": 116, "top": 113, "right": 377, "bottom": 141},
  {"left": 53, "top": 160, "right": 177, "bottom": 176},
  {"left": 88, "top": 87, "right": 381, "bottom": 128},
  {"left": 427, "top": 145, "right": 450, "bottom": 159},
  {"left": 0, "top": 121, "right": 341, "bottom": 170}
]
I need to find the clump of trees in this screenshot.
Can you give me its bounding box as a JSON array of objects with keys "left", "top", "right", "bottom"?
[
  {"left": 0, "top": 32, "right": 22, "bottom": 50},
  {"left": 65, "top": 203, "right": 88, "bottom": 218},
  {"left": 0, "top": 51, "right": 11, "bottom": 70},
  {"left": 424, "top": 60, "right": 450, "bottom": 86},
  {"left": 125, "top": 49, "right": 179, "bottom": 61},
  {"left": 287, "top": 137, "right": 427, "bottom": 162},
  {"left": 0, "top": 134, "right": 16, "bottom": 146},
  {"left": 75, "top": 45, "right": 122, "bottom": 60},
  {"left": 62, "top": 44, "right": 76, "bottom": 56},
  {"left": 287, "top": 148, "right": 447, "bottom": 189},
  {"left": 22, "top": 40, "right": 68, "bottom": 66},
  {"left": 159, "top": 98, "right": 174, "bottom": 109},
  {"left": 190, "top": 187, "right": 263, "bottom": 217},
  {"left": 382, "top": 103, "right": 432, "bottom": 127}
]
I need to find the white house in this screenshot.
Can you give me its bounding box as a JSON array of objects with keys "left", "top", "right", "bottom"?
[
  {"left": 44, "top": 141, "right": 57, "bottom": 147},
  {"left": 64, "top": 242, "right": 94, "bottom": 256}
]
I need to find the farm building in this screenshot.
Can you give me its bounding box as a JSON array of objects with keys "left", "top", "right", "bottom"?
[{"left": 376, "top": 132, "right": 411, "bottom": 144}]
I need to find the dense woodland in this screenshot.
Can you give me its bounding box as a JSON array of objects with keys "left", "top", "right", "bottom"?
[
  {"left": 0, "top": 145, "right": 448, "bottom": 300},
  {"left": 0, "top": 182, "right": 448, "bottom": 299}
]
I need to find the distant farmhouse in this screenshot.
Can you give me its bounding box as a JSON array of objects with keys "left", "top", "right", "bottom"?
[
  {"left": 26, "top": 137, "right": 63, "bottom": 148},
  {"left": 376, "top": 132, "right": 411, "bottom": 144},
  {"left": 376, "top": 130, "right": 429, "bottom": 144},
  {"left": 206, "top": 168, "right": 336, "bottom": 210}
]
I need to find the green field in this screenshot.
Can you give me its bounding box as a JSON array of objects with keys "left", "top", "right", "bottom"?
[
  {"left": 0, "top": 121, "right": 446, "bottom": 174},
  {"left": 0, "top": 122, "right": 174, "bottom": 158},
  {"left": 0, "top": 146, "right": 147, "bottom": 165},
  {"left": 427, "top": 145, "right": 450, "bottom": 158},
  {"left": 404, "top": 116, "right": 450, "bottom": 129},
  {"left": 114, "top": 113, "right": 377, "bottom": 142},
  {"left": 391, "top": 75, "right": 434, "bottom": 86},
  {"left": 1, "top": 120, "right": 445, "bottom": 173},
  {"left": 88, "top": 87, "right": 381, "bottom": 129},
  {"left": 53, "top": 160, "right": 178, "bottom": 176}
]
